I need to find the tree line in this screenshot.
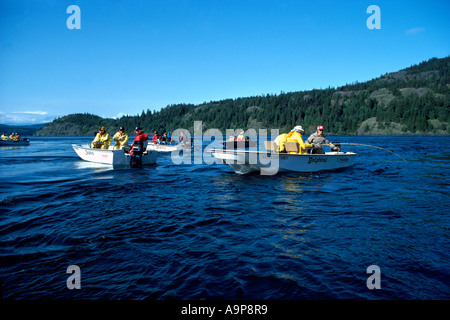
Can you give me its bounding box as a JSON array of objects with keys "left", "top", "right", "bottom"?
[{"left": 36, "top": 56, "right": 449, "bottom": 136}]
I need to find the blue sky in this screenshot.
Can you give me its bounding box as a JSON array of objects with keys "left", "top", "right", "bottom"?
[{"left": 0, "top": 0, "right": 449, "bottom": 124}]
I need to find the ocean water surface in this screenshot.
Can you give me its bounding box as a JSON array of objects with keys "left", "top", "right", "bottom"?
[{"left": 0, "top": 136, "right": 449, "bottom": 300}]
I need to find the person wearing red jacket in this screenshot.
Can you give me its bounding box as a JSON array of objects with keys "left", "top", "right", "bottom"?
[
  {"left": 129, "top": 127, "right": 148, "bottom": 156},
  {"left": 152, "top": 131, "right": 160, "bottom": 144}
]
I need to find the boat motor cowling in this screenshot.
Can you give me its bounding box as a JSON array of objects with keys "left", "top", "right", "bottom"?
[{"left": 130, "top": 141, "right": 144, "bottom": 168}]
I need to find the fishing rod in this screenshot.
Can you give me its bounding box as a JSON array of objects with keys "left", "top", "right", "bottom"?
[{"left": 335, "top": 142, "right": 408, "bottom": 162}]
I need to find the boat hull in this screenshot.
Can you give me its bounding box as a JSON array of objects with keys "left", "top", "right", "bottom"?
[
  {"left": 72, "top": 144, "right": 157, "bottom": 168},
  {"left": 209, "top": 149, "right": 356, "bottom": 175},
  {"left": 0, "top": 139, "right": 30, "bottom": 146},
  {"left": 146, "top": 143, "right": 183, "bottom": 152}
]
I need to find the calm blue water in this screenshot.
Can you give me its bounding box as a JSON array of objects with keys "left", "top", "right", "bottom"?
[{"left": 0, "top": 136, "right": 449, "bottom": 300}]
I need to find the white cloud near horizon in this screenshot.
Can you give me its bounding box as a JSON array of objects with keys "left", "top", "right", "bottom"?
[
  {"left": 13, "top": 111, "right": 49, "bottom": 115},
  {"left": 405, "top": 27, "right": 425, "bottom": 35},
  {"left": 0, "top": 111, "right": 56, "bottom": 124}
]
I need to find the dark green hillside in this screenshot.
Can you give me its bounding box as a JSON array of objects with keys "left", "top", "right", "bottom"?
[
  {"left": 35, "top": 56, "right": 450, "bottom": 136},
  {"left": 0, "top": 123, "right": 46, "bottom": 136},
  {"left": 34, "top": 113, "right": 117, "bottom": 136}
]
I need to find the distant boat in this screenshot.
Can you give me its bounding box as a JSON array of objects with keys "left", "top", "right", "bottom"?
[
  {"left": 146, "top": 143, "right": 184, "bottom": 152},
  {"left": 72, "top": 144, "right": 157, "bottom": 168},
  {"left": 0, "top": 138, "right": 30, "bottom": 146}
]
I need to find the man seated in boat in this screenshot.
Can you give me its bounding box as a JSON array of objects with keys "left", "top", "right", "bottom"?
[
  {"left": 161, "top": 132, "right": 169, "bottom": 145},
  {"left": 129, "top": 127, "right": 149, "bottom": 155},
  {"left": 286, "top": 126, "right": 307, "bottom": 154},
  {"left": 91, "top": 126, "right": 112, "bottom": 149},
  {"left": 179, "top": 131, "right": 185, "bottom": 143},
  {"left": 305, "top": 125, "right": 340, "bottom": 154},
  {"left": 152, "top": 131, "right": 161, "bottom": 144},
  {"left": 1, "top": 133, "right": 7, "bottom": 141},
  {"left": 14, "top": 133, "right": 22, "bottom": 141},
  {"left": 112, "top": 126, "right": 129, "bottom": 150},
  {"left": 9, "top": 133, "right": 15, "bottom": 140},
  {"left": 237, "top": 132, "right": 246, "bottom": 141},
  {"left": 274, "top": 133, "right": 288, "bottom": 152}
]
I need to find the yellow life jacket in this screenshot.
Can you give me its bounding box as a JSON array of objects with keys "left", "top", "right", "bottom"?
[
  {"left": 113, "top": 131, "right": 129, "bottom": 149},
  {"left": 286, "top": 131, "right": 307, "bottom": 154},
  {"left": 274, "top": 133, "right": 288, "bottom": 152},
  {"left": 92, "top": 132, "right": 112, "bottom": 149}
]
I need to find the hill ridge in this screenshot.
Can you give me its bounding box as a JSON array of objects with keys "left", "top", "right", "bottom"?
[{"left": 35, "top": 56, "right": 450, "bottom": 136}]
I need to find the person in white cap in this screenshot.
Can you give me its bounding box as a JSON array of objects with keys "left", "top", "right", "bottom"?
[
  {"left": 237, "top": 131, "right": 246, "bottom": 141},
  {"left": 305, "top": 125, "right": 339, "bottom": 154},
  {"left": 286, "top": 125, "right": 307, "bottom": 154}
]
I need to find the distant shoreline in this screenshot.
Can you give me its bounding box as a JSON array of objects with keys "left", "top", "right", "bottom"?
[{"left": 29, "top": 133, "right": 450, "bottom": 138}]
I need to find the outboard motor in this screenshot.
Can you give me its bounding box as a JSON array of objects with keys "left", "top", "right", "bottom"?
[{"left": 130, "top": 140, "right": 144, "bottom": 168}]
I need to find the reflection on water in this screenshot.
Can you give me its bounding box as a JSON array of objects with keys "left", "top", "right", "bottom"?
[{"left": 73, "top": 161, "right": 113, "bottom": 171}]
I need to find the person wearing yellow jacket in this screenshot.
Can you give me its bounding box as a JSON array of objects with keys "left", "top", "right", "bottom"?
[
  {"left": 286, "top": 125, "right": 307, "bottom": 154},
  {"left": 91, "top": 126, "right": 112, "bottom": 149},
  {"left": 1, "top": 133, "right": 8, "bottom": 141},
  {"left": 274, "top": 133, "right": 288, "bottom": 152},
  {"left": 112, "top": 126, "right": 129, "bottom": 150}
]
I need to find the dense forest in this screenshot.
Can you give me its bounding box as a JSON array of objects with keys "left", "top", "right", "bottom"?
[
  {"left": 35, "top": 56, "right": 450, "bottom": 137},
  {"left": 0, "top": 123, "right": 45, "bottom": 136}
]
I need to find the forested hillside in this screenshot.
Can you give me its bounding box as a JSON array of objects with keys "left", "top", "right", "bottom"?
[
  {"left": 0, "top": 123, "right": 45, "bottom": 136},
  {"left": 35, "top": 56, "right": 449, "bottom": 136}
]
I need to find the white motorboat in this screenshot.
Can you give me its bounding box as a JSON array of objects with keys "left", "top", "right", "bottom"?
[
  {"left": 208, "top": 141, "right": 356, "bottom": 175},
  {"left": 72, "top": 144, "right": 157, "bottom": 168},
  {"left": 146, "top": 143, "right": 184, "bottom": 152}
]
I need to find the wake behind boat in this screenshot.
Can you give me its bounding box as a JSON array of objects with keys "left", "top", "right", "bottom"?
[{"left": 72, "top": 144, "right": 157, "bottom": 168}]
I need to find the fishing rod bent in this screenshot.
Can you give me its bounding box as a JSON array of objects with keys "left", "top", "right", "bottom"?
[{"left": 336, "top": 142, "right": 408, "bottom": 162}]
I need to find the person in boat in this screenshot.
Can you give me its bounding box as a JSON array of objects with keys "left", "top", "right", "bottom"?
[
  {"left": 274, "top": 133, "right": 288, "bottom": 152},
  {"left": 161, "top": 132, "right": 168, "bottom": 145},
  {"left": 237, "top": 132, "right": 246, "bottom": 141},
  {"left": 112, "top": 126, "right": 129, "bottom": 150},
  {"left": 14, "top": 133, "right": 22, "bottom": 141},
  {"left": 152, "top": 131, "right": 161, "bottom": 144},
  {"left": 167, "top": 132, "right": 172, "bottom": 143},
  {"left": 286, "top": 125, "right": 307, "bottom": 154},
  {"left": 91, "top": 126, "right": 112, "bottom": 149},
  {"left": 129, "top": 127, "right": 149, "bottom": 155},
  {"left": 9, "top": 133, "right": 15, "bottom": 140},
  {"left": 229, "top": 135, "right": 236, "bottom": 141},
  {"left": 179, "top": 131, "right": 185, "bottom": 143},
  {"left": 305, "top": 125, "right": 340, "bottom": 154},
  {"left": 1, "top": 133, "right": 7, "bottom": 141}
]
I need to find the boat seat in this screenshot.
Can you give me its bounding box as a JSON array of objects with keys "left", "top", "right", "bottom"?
[
  {"left": 264, "top": 141, "right": 278, "bottom": 152},
  {"left": 285, "top": 142, "right": 315, "bottom": 154},
  {"left": 285, "top": 142, "right": 299, "bottom": 153}
]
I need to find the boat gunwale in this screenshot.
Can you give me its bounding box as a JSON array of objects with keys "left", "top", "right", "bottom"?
[{"left": 207, "top": 148, "right": 357, "bottom": 157}]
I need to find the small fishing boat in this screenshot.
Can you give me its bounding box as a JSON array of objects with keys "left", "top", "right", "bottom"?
[
  {"left": 0, "top": 138, "right": 30, "bottom": 146},
  {"left": 146, "top": 143, "right": 184, "bottom": 152},
  {"left": 208, "top": 141, "right": 356, "bottom": 175},
  {"left": 72, "top": 144, "right": 157, "bottom": 168}
]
